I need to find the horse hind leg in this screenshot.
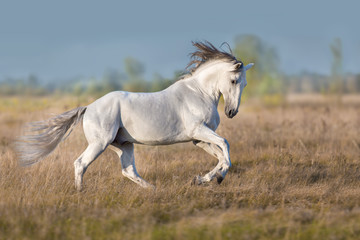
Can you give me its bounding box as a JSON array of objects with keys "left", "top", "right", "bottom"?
[
  {"left": 108, "top": 142, "right": 155, "bottom": 189},
  {"left": 74, "top": 142, "right": 108, "bottom": 191}
]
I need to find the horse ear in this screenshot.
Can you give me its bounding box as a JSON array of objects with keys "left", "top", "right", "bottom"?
[
  {"left": 234, "top": 63, "right": 242, "bottom": 70},
  {"left": 245, "top": 63, "right": 254, "bottom": 71}
]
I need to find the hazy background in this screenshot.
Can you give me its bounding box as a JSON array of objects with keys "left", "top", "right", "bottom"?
[{"left": 1, "top": 0, "right": 359, "bottom": 96}]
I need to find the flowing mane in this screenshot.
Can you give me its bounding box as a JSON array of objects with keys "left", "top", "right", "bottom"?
[{"left": 186, "top": 41, "right": 243, "bottom": 74}]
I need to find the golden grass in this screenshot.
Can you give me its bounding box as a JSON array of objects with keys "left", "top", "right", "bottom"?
[{"left": 0, "top": 95, "right": 360, "bottom": 239}]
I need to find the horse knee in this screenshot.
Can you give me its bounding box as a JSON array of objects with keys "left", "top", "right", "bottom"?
[
  {"left": 219, "top": 162, "right": 230, "bottom": 173},
  {"left": 219, "top": 139, "right": 231, "bottom": 167},
  {"left": 221, "top": 138, "right": 230, "bottom": 151}
]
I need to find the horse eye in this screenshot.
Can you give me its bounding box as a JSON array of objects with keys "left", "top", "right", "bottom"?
[{"left": 231, "top": 80, "right": 236, "bottom": 84}]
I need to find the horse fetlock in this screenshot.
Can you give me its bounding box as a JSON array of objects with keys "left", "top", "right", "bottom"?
[
  {"left": 75, "top": 182, "right": 83, "bottom": 191},
  {"left": 122, "top": 168, "right": 134, "bottom": 179},
  {"left": 74, "top": 175, "right": 83, "bottom": 191},
  {"left": 74, "top": 161, "right": 85, "bottom": 191},
  {"left": 219, "top": 164, "right": 230, "bottom": 174},
  {"left": 143, "top": 182, "right": 156, "bottom": 190},
  {"left": 191, "top": 175, "right": 204, "bottom": 186}
]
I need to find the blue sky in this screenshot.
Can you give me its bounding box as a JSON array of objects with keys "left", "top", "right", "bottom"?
[{"left": 1, "top": 0, "right": 359, "bottom": 82}]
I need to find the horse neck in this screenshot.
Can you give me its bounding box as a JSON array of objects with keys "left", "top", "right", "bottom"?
[{"left": 191, "top": 61, "right": 227, "bottom": 104}]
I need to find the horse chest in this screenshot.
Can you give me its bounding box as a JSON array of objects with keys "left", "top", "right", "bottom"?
[{"left": 202, "top": 106, "right": 220, "bottom": 131}]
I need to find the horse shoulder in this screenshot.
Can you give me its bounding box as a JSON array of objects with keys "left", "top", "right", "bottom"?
[{"left": 170, "top": 86, "right": 220, "bottom": 134}]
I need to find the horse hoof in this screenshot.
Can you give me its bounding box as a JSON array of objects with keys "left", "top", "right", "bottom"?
[
  {"left": 147, "top": 184, "right": 156, "bottom": 191},
  {"left": 191, "top": 176, "right": 202, "bottom": 186},
  {"left": 75, "top": 184, "right": 83, "bottom": 192},
  {"left": 216, "top": 173, "right": 224, "bottom": 184}
]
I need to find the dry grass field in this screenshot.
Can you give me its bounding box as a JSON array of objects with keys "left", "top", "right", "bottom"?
[{"left": 0, "top": 94, "right": 359, "bottom": 239}]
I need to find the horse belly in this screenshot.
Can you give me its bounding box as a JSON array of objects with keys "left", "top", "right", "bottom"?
[{"left": 117, "top": 115, "right": 189, "bottom": 145}]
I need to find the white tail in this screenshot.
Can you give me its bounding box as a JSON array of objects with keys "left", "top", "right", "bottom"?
[{"left": 16, "top": 107, "right": 87, "bottom": 166}]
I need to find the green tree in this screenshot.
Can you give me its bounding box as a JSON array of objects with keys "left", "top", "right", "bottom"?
[
  {"left": 233, "top": 35, "right": 284, "bottom": 98},
  {"left": 234, "top": 35, "right": 279, "bottom": 76},
  {"left": 150, "top": 73, "right": 174, "bottom": 92},
  {"left": 102, "top": 69, "right": 125, "bottom": 93},
  {"left": 86, "top": 78, "right": 103, "bottom": 97},
  {"left": 123, "top": 57, "right": 148, "bottom": 92},
  {"left": 329, "top": 38, "right": 343, "bottom": 95},
  {"left": 28, "top": 74, "right": 39, "bottom": 87},
  {"left": 124, "top": 57, "right": 145, "bottom": 81}
]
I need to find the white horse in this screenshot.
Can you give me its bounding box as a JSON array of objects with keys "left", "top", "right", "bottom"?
[{"left": 17, "top": 41, "right": 254, "bottom": 190}]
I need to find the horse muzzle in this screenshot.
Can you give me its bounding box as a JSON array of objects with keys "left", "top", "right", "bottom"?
[{"left": 225, "top": 108, "right": 237, "bottom": 118}]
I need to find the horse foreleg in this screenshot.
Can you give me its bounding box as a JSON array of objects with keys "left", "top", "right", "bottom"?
[
  {"left": 192, "top": 125, "right": 231, "bottom": 185},
  {"left": 109, "top": 143, "right": 155, "bottom": 189},
  {"left": 193, "top": 141, "right": 224, "bottom": 184}
]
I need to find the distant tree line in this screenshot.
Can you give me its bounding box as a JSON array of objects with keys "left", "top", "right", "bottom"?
[
  {"left": 232, "top": 35, "right": 360, "bottom": 96},
  {"left": 1, "top": 36, "right": 359, "bottom": 97},
  {"left": 0, "top": 57, "right": 182, "bottom": 97}
]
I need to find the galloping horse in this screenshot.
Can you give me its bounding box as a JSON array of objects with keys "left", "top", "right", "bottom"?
[{"left": 17, "top": 41, "right": 254, "bottom": 190}]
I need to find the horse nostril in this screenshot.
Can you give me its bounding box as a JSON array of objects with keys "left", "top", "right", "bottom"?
[{"left": 229, "top": 109, "right": 234, "bottom": 116}]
